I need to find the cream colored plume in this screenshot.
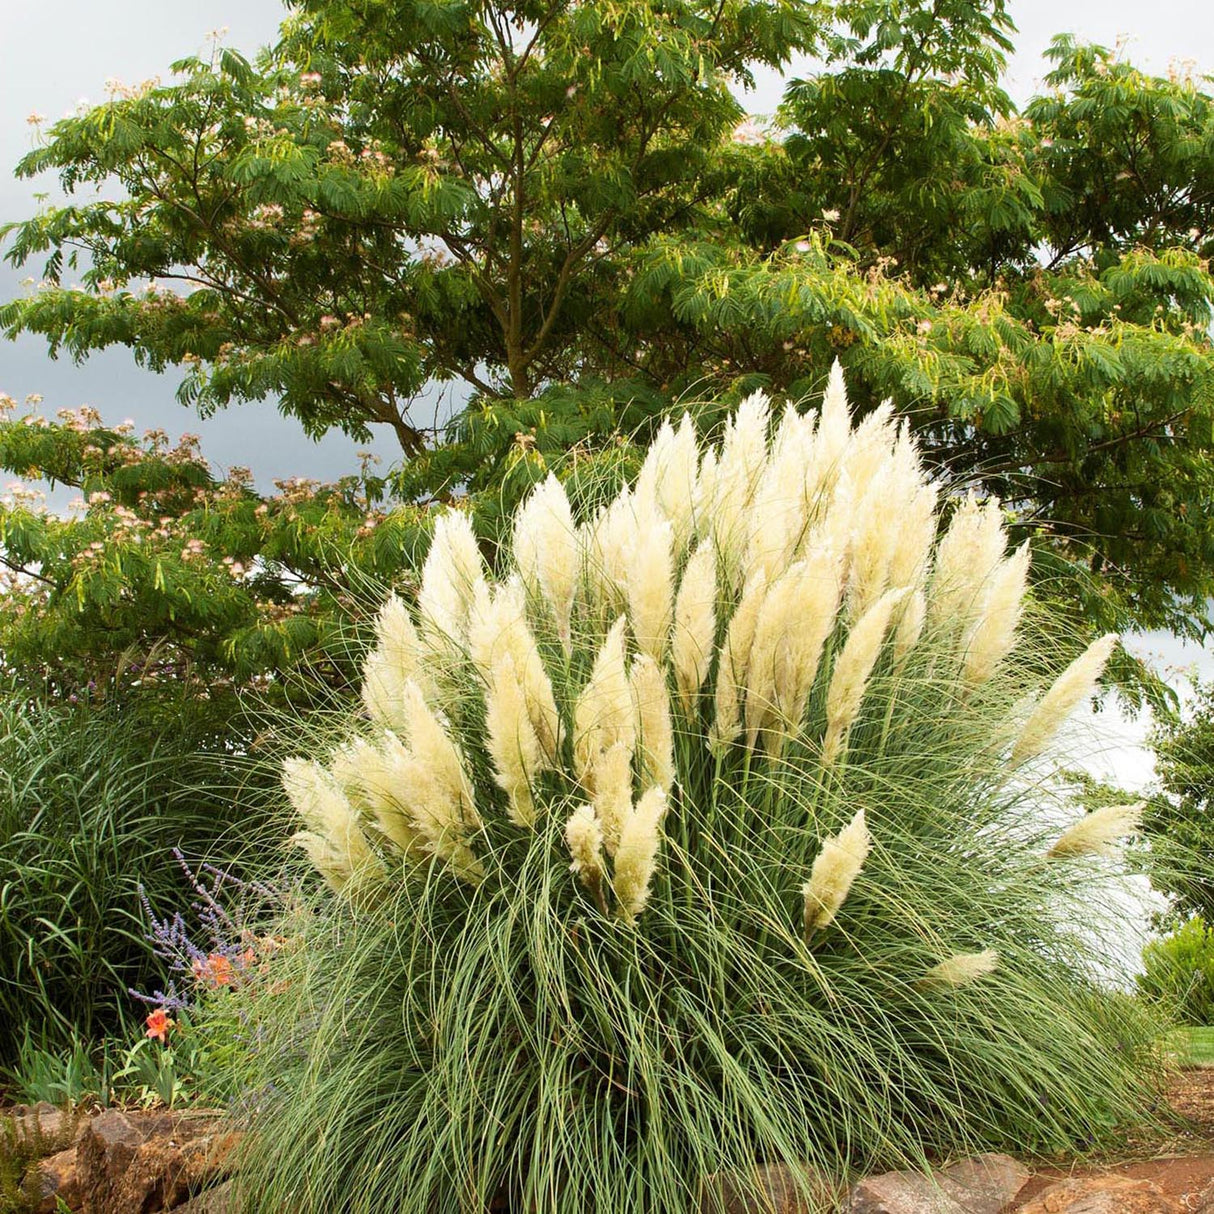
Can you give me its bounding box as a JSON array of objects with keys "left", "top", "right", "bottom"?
[
  {"left": 962, "top": 542, "right": 1031, "bottom": 687},
  {"left": 1047, "top": 802, "right": 1143, "bottom": 859},
  {"left": 892, "top": 589, "right": 926, "bottom": 667},
  {"left": 586, "top": 491, "right": 637, "bottom": 616},
  {"left": 708, "top": 391, "right": 770, "bottom": 588},
  {"left": 591, "top": 741, "right": 634, "bottom": 854},
  {"left": 929, "top": 497, "right": 1006, "bottom": 635},
  {"left": 467, "top": 578, "right": 562, "bottom": 761},
  {"left": 919, "top": 950, "right": 999, "bottom": 988},
  {"left": 802, "top": 807, "right": 871, "bottom": 938},
  {"left": 360, "top": 595, "right": 425, "bottom": 733},
  {"left": 672, "top": 542, "right": 717, "bottom": 711},
  {"left": 1011, "top": 633, "right": 1118, "bottom": 766},
  {"left": 744, "top": 405, "right": 814, "bottom": 584},
  {"left": 418, "top": 510, "right": 485, "bottom": 646},
  {"left": 330, "top": 736, "right": 423, "bottom": 856},
  {"left": 612, "top": 786, "right": 668, "bottom": 922},
  {"left": 484, "top": 658, "right": 546, "bottom": 827},
  {"left": 355, "top": 726, "right": 483, "bottom": 881},
  {"left": 283, "top": 758, "right": 378, "bottom": 891},
  {"left": 630, "top": 653, "right": 675, "bottom": 793},
  {"left": 811, "top": 361, "right": 852, "bottom": 486},
  {"left": 823, "top": 589, "right": 905, "bottom": 764},
  {"left": 401, "top": 679, "right": 482, "bottom": 833},
  {"left": 636, "top": 413, "right": 700, "bottom": 557},
  {"left": 565, "top": 803, "right": 606, "bottom": 888},
  {"left": 573, "top": 618, "right": 636, "bottom": 786},
  {"left": 513, "top": 474, "right": 579, "bottom": 651},
  {"left": 747, "top": 553, "right": 843, "bottom": 748},
  {"left": 710, "top": 570, "right": 769, "bottom": 749},
  {"left": 626, "top": 513, "right": 675, "bottom": 662}
]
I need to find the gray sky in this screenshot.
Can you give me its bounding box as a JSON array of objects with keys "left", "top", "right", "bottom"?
[{"left": 2, "top": 0, "right": 1214, "bottom": 781}]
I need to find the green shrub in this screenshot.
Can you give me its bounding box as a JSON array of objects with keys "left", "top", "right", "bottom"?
[
  {"left": 221, "top": 374, "right": 1164, "bottom": 1213},
  {"left": 0, "top": 685, "right": 271, "bottom": 1066},
  {"left": 1139, "top": 917, "right": 1214, "bottom": 1027}
]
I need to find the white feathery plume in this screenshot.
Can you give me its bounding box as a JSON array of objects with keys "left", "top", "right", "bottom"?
[
  {"left": 840, "top": 401, "right": 897, "bottom": 504},
  {"left": 802, "top": 808, "right": 871, "bottom": 938},
  {"left": 401, "top": 679, "right": 483, "bottom": 836},
  {"left": 565, "top": 803, "right": 606, "bottom": 892},
  {"left": 573, "top": 618, "right": 636, "bottom": 787},
  {"left": 586, "top": 491, "right": 637, "bottom": 616},
  {"left": 330, "top": 736, "right": 423, "bottom": 857},
  {"left": 919, "top": 950, "right": 999, "bottom": 989},
  {"left": 822, "top": 588, "right": 905, "bottom": 764},
  {"left": 626, "top": 513, "right": 675, "bottom": 662},
  {"left": 672, "top": 542, "right": 717, "bottom": 712},
  {"left": 709, "top": 391, "right": 770, "bottom": 589},
  {"left": 283, "top": 757, "right": 377, "bottom": 890},
  {"left": 746, "top": 552, "right": 843, "bottom": 748},
  {"left": 612, "top": 786, "right": 668, "bottom": 922},
  {"left": 630, "top": 653, "right": 675, "bottom": 793},
  {"left": 591, "top": 740, "right": 635, "bottom": 855},
  {"left": 1011, "top": 633, "right": 1118, "bottom": 766},
  {"left": 892, "top": 588, "right": 927, "bottom": 667},
  {"left": 358, "top": 727, "right": 483, "bottom": 882},
  {"left": 929, "top": 497, "right": 1006, "bottom": 635},
  {"left": 811, "top": 360, "right": 852, "bottom": 488},
  {"left": 484, "top": 657, "right": 546, "bottom": 827},
  {"left": 467, "top": 577, "right": 563, "bottom": 762},
  {"left": 652, "top": 413, "right": 701, "bottom": 557},
  {"left": 710, "top": 570, "right": 769, "bottom": 748},
  {"left": 744, "top": 405, "right": 815, "bottom": 584},
  {"left": 962, "top": 542, "right": 1031, "bottom": 687},
  {"left": 360, "top": 595, "right": 426, "bottom": 733},
  {"left": 1047, "top": 802, "right": 1143, "bottom": 859},
  {"left": 513, "top": 474, "right": 579, "bottom": 651},
  {"left": 418, "top": 510, "right": 485, "bottom": 647}
]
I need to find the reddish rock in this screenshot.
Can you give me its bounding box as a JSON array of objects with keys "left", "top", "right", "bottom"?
[
  {"left": 35, "top": 1147, "right": 82, "bottom": 1213},
  {"left": 1015, "top": 1175, "right": 1181, "bottom": 1214},
  {"left": 848, "top": 1153, "right": 1030, "bottom": 1213},
  {"left": 76, "top": 1109, "right": 241, "bottom": 1214},
  {"left": 8, "top": 1102, "right": 68, "bottom": 1150}
]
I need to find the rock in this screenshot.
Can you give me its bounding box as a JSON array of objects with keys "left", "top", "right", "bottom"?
[
  {"left": 76, "top": 1109, "right": 241, "bottom": 1214},
  {"left": 936, "top": 1154, "right": 1031, "bottom": 1212},
  {"left": 35, "top": 1147, "right": 82, "bottom": 1213},
  {"left": 700, "top": 1163, "right": 837, "bottom": 1212},
  {"left": 848, "top": 1154, "right": 1030, "bottom": 1214},
  {"left": 7, "top": 1102, "right": 67, "bottom": 1151},
  {"left": 1015, "top": 1175, "right": 1182, "bottom": 1214},
  {"left": 848, "top": 1169, "right": 965, "bottom": 1213},
  {"left": 173, "top": 1177, "right": 235, "bottom": 1213}
]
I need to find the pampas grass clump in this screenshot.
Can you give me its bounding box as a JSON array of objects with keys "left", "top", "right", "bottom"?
[{"left": 225, "top": 366, "right": 1164, "bottom": 1214}]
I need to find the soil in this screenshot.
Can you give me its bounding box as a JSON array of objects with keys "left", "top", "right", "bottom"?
[{"left": 1009, "top": 1067, "right": 1214, "bottom": 1209}]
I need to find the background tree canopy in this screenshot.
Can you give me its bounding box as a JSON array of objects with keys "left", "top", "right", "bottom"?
[{"left": 2, "top": 0, "right": 1213, "bottom": 699}]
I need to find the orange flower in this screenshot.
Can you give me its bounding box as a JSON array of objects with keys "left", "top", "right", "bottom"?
[
  {"left": 145, "top": 1008, "right": 173, "bottom": 1043},
  {"left": 191, "top": 952, "right": 236, "bottom": 988}
]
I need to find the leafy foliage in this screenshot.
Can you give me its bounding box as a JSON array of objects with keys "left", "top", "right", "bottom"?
[
  {"left": 1139, "top": 917, "right": 1214, "bottom": 1028},
  {"left": 0, "top": 684, "right": 273, "bottom": 1065},
  {"left": 4, "top": 4, "right": 1211, "bottom": 646},
  {"left": 1146, "top": 682, "right": 1214, "bottom": 923},
  {"left": 0, "top": 395, "right": 437, "bottom": 695}
]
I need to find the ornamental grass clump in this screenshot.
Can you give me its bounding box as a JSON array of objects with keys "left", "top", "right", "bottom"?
[{"left": 229, "top": 366, "right": 1164, "bottom": 1214}]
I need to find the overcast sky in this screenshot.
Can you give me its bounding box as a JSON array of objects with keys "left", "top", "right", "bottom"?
[{"left": 2, "top": 0, "right": 1214, "bottom": 782}]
